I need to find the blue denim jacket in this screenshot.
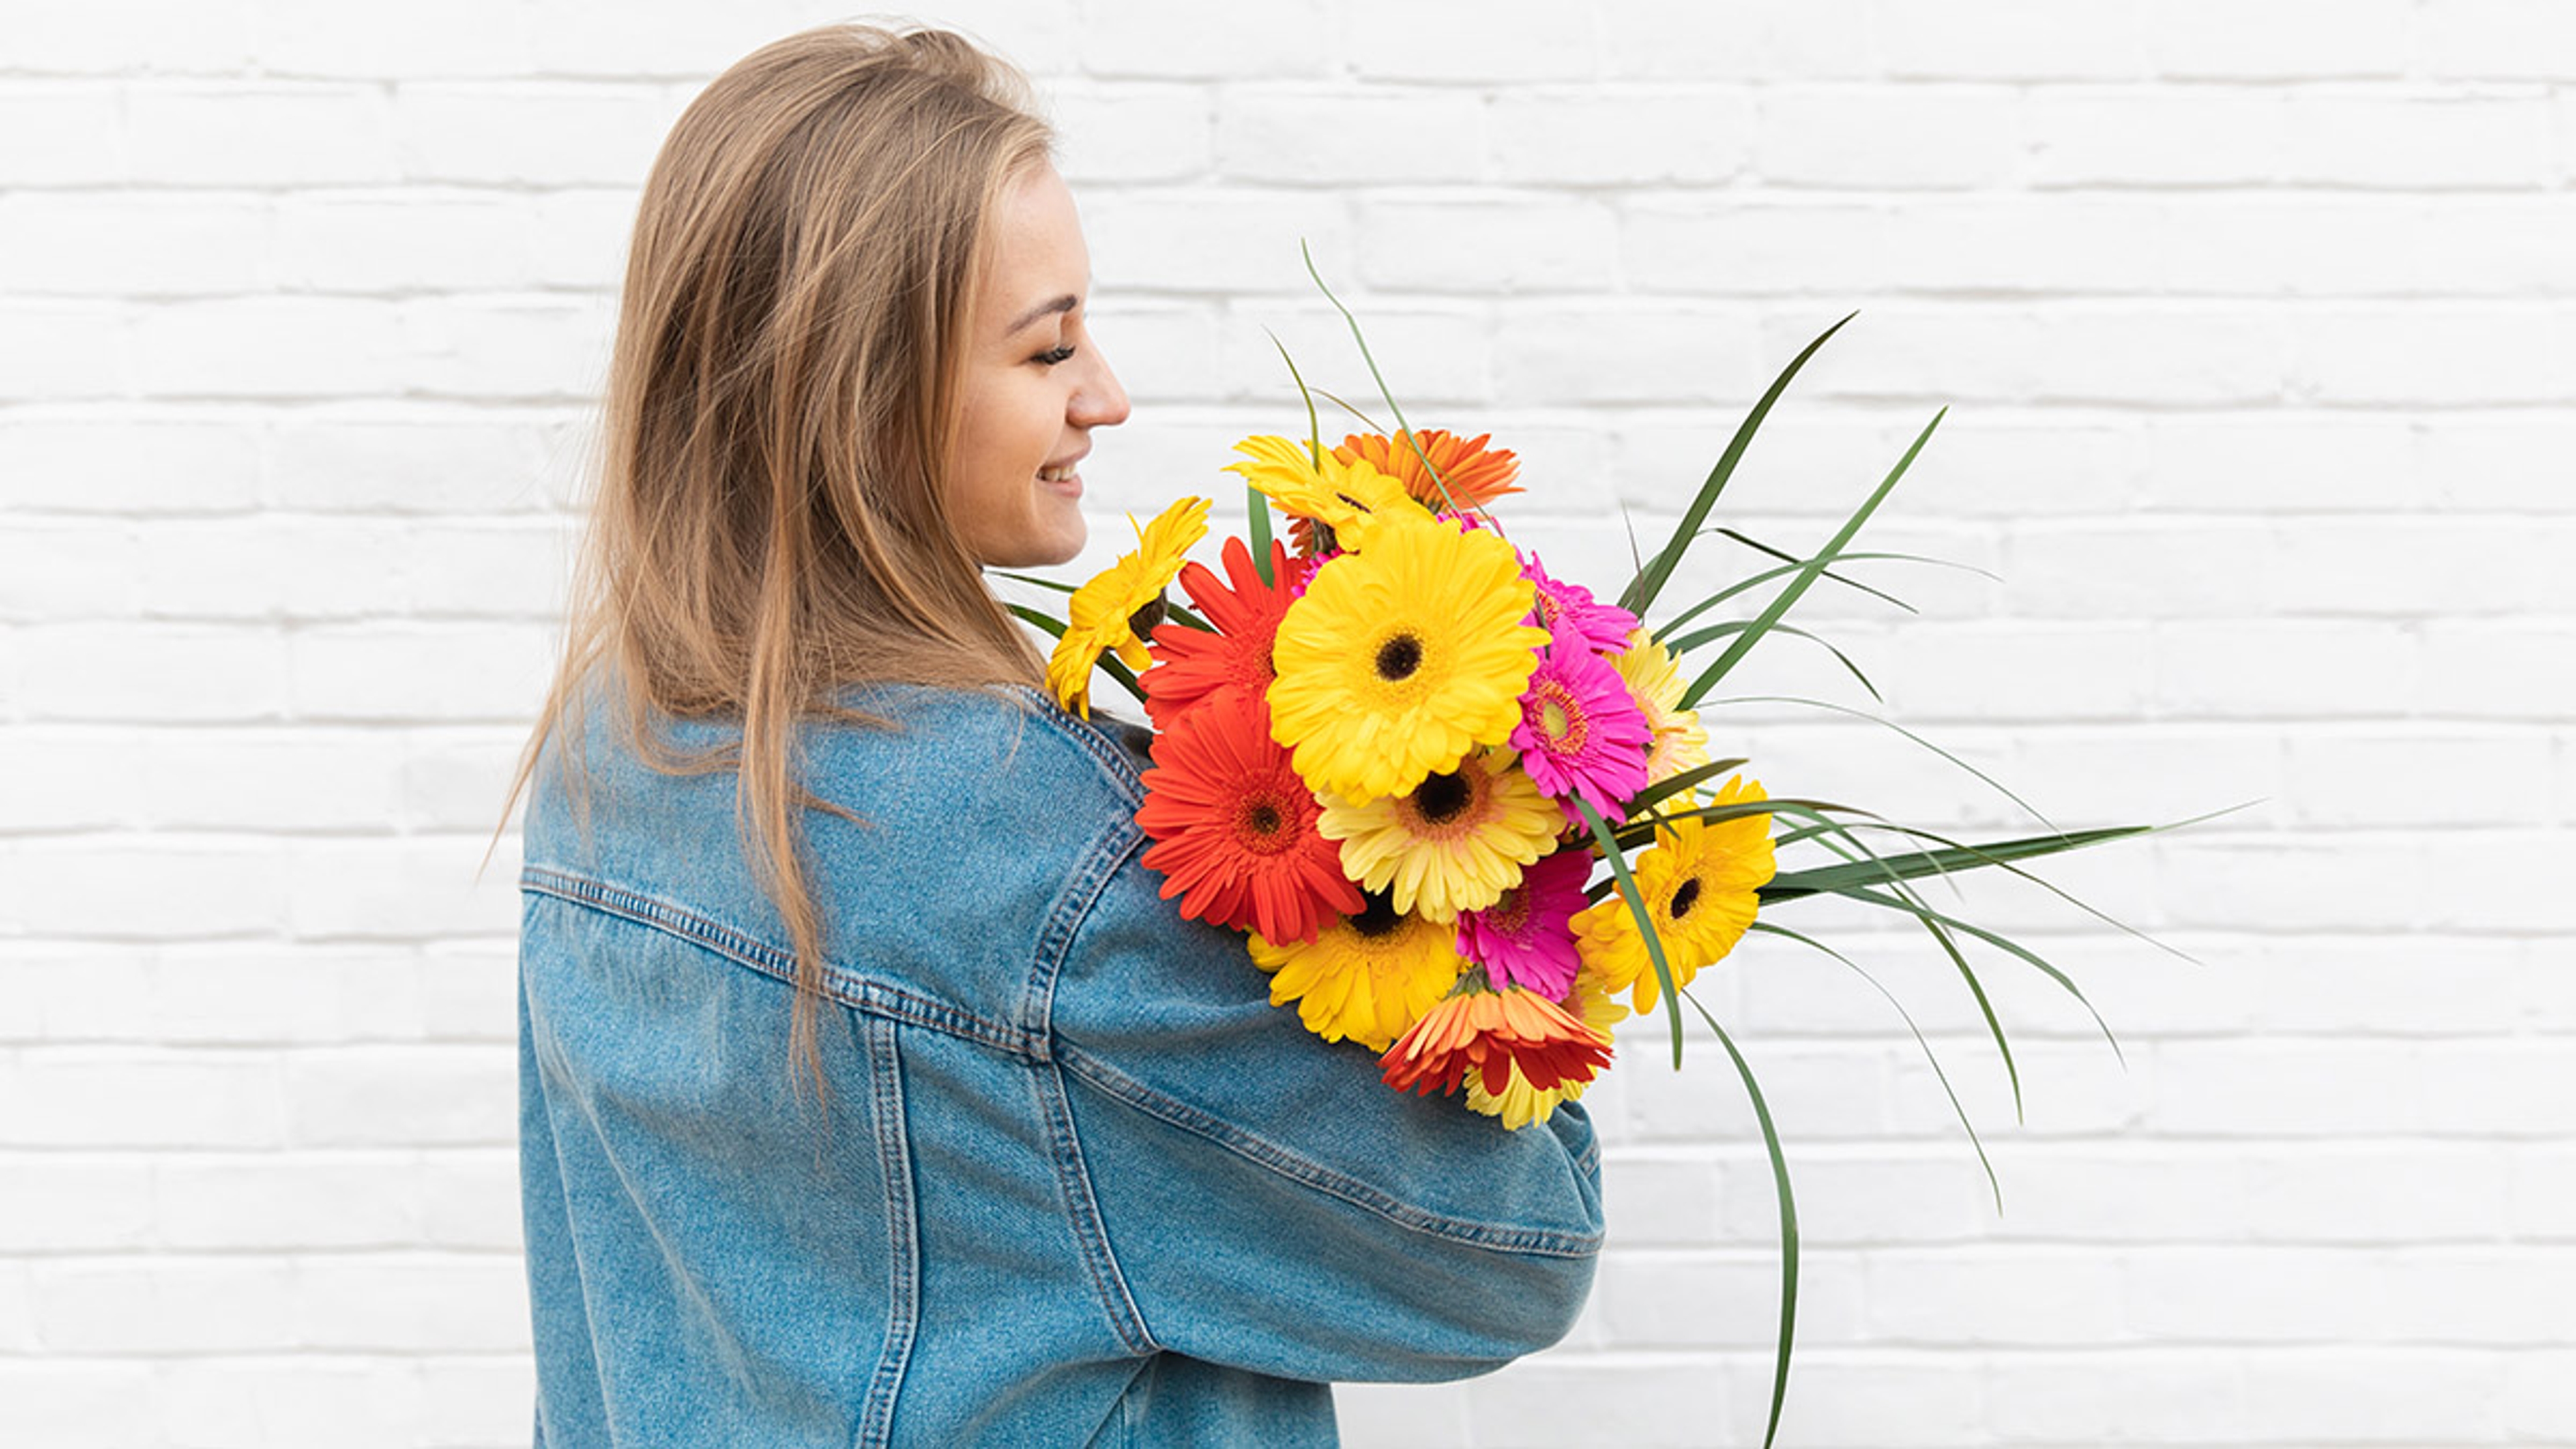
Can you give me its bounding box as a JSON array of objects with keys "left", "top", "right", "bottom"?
[{"left": 517, "top": 680, "right": 1605, "bottom": 1447}]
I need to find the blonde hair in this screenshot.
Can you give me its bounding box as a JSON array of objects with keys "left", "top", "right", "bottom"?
[{"left": 499, "top": 23, "right": 1057, "bottom": 1092}]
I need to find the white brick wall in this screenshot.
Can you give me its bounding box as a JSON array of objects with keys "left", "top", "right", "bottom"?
[{"left": 3, "top": 1, "right": 2569, "bottom": 1444}]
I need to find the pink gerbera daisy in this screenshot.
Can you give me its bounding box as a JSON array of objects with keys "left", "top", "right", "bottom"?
[
  {"left": 1511, "top": 639, "right": 1655, "bottom": 826},
  {"left": 1521, "top": 553, "right": 1638, "bottom": 656},
  {"left": 1455, "top": 847, "right": 1592, "bottom": 997}
]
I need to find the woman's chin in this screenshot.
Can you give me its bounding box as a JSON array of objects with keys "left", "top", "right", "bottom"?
[{"left": 980, "top": 525, "right": 1086, "bottom": 572}]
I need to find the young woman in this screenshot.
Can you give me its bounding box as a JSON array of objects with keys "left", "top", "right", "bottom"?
[{"left": 506, "top": 24, "right": 1603, "bottom": 1446}]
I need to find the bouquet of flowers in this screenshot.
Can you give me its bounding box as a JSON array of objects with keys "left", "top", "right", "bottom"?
[{"left": 1020, "top": 284, "right": 2180, "bottom": 1447}]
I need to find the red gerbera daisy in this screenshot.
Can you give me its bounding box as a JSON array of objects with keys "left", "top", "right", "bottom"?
[
  {"left": 1136, "top": 690, "right": 1364, "bottom": 945},
  {"left": 1378, "top": 978, "right": 1615, "bottom": 1099},
  {"left": 1142, "top": 536, "right": 1299, "bottom": 731}
]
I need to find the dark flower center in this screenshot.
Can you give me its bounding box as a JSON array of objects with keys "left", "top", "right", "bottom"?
[
  {"left": 1244, "top": 801, "right": 1283, "bottom": 837},
  {"left": 1126, "top": 592, "right": 1167, "bottom": 639},
  {"left": 1670, "top": 877, "right": 1702, "bottom": 920},
  {"left": 1347, "top": 889, "right": 1403, "bottom": 938},
  {"left": 1412, "top": 769, "right": 1472, "bottom": 825},
  {"left": 1375, "top": 633, "right": 1424, "bottom": 682}
]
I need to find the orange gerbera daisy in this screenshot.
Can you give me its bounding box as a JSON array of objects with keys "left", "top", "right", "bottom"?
[
  {"left": 1335, "top": 429, "right": 1523, "bottom": 515},
  {"left": 1141, "top": 535, "right": 1298, "bottom": 732},
  {"left": 1137, "top": 690, "right": 1363, "bottom": 945},
  {"left": 1378, "top": 977, "right": 1615, "bottom": 1099}
]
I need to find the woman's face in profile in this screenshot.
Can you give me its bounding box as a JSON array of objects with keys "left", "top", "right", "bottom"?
[{"left": 949, "top": 162, "right": 1131, "bottom": 569}]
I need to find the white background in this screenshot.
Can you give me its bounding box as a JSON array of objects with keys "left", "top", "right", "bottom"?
[{"left": 4, "top": 1, "right": 2572, "bottom": 1445}]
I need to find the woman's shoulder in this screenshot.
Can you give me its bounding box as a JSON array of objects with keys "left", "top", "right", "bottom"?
[
  {"left": 519, "top": 677, "right": 1155, "bottom": 922},
  {"left": 796, "top": 682, "right": 1151, "bottom": 828},
  {"left": 519, "top": 679, "right": 1165, "bottom": 1036}
]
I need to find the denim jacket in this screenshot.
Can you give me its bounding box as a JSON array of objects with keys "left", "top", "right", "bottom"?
[{"left": 516, "top": 679, "right": 1605, "bottom": 1447}]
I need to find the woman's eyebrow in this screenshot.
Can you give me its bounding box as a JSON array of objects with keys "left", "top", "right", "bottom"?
[{"left": 1008, "top": 294, "right": 1079, "bottom": 334}]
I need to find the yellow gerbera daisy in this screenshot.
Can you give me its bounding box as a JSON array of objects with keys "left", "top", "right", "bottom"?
[
  {"left": 1224, "top": 435, "right": 1426, "bottom": 553},
  {"left": 1570, "top": 775, "right": 1776, "bottom": 1015},
  {"left": 1315, "top": 745, "right": 1560, "bottom": 922},
  {"left": 1249, "top": 890, "right": 1466, "bottom": 1053},
  {"left": 1466, "top": 967, "right": 1631, "bottom": 1130},
  {"left": 1044, "top": 495, "right": 1212, "bottom": 718},
  {"left": 1611, "top": 627, "right": 1711, "bottom": 788},
  {"left": 1267, "top": 516, "right": 1548, "bottom": 803}
]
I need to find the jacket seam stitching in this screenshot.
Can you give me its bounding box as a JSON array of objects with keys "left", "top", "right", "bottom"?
[
  {"left": 1032, "top": 1060, "right": 1159, "bottom": 1358},
  {"left": 1022, "top": 814, "right": 1142, "bottom": 1053},
  {"left": 1005, "top": 684, "right": 1146, "bottom": 808},
  {"left": 519, "top": 866, "right": 1046, "bottom": 1061},
  {"left": 858, "top": 1013, "right": 918, "bottom": 1444},
  {"left": 1019, "top": 800, "right": 1159, "bottom": 1355},
  {"left": 1054, "top": 1044, "right": 1605, "bottom": 1259}
]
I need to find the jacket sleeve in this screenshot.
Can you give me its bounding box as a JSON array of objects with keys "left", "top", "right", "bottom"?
[{"left": 1043, "top": 830, "right": 1606, "bottom": 1385}]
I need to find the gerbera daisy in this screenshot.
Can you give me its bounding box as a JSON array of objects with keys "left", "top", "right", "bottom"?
[
  {"left": 1225, "top": 435, "right": 1425, "bottom": 554},
  {"left": 1045, "top": 495, "right": 1212, "bottom": 719},
  {"left": 1267, "top": 517, "right": 1548, "bottom": 804},
  {"left": 1250, "top": 888, "right": 1465, "bottom": 1053},
  {"left": 1378, "top": 975, "right": 1615, "bottom": 1099},
  {"left": 1454, "top": 845, "right": 1591, "bottom": 997},
  {"left": 1140, "top": 535, "right": 1298, "bottom": 731},
  {"left": 1465, "top": 965, "right": 1631, "bottom": 1130},
  {"left": 1137, "top": 690, "right": 1362, "bottom": 945},
  {"left": 1334, "top": 429, "right": 1524, "bottom": 516},
  {"left": 1511, "top": 637, "right": 1654, "bottom": 824},
  {"left": 1315, "top": 745, "right": 1559, "bottom": 923},
  {"left": 1571, "top": 775, "right": 1776, "bottom": 1015},
  {"left": 1609, "top": 627, "right": 1711, "bottom": 788},
  {"left": 1521, "top": 552, "right": 1639, "bottom": 656}
]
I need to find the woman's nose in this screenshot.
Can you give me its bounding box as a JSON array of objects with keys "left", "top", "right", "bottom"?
[{"left": 1073, "top": 350, "right": 1130, "bottom": 430}]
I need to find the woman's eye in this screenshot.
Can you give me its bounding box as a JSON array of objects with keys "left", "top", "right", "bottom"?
[{"left": 1034, "top": 345, "right": 1077, "bottom": 366}]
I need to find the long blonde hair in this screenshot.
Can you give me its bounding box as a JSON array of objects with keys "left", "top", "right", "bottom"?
[{"left": 500, "top": 23, "right": 1057, "bottom": 1091}]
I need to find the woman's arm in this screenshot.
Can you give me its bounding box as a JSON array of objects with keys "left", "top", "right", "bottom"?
[{"left": 1046, "top": 839, "right": 1605, "bottom": 1383}]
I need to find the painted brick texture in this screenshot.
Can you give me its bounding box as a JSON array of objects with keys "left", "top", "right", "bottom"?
[{"left": 3, "top": 1, "right": 2569, "bottom": 1444}]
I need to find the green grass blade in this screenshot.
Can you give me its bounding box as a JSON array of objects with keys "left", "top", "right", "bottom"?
[
  {"left": 1267, "top": 326, "right": 1326, "bottom": 472},
  {"left": 1763, "top": 813, "right": 2026, "bottom": 1123},
  {"left": 1652, "top": 548, "right": 1962, "bottom": 640},
  {"left": 1007, "top": 602, "right": 1065, "bottom": 638},
  {"left": 1574, "top": 798, "right": 1684, "bottom": 1068},
  {"left": 993, "top": 571, "right": 1213, "bottom": 632},
  {"left": 1711, "top": 694, "right": 2062, "bottom": 833},
  {"left": 1792, "top": 844, "right": 2026, "bottom": 1118},
  {"left": 1004, "top": 604, "right": 1146, "bottom": 707},
  {"left": 1617, "top": 757, "right": 1753, "bottom": 820},
  {"left": 1678, "top": 406, "right": 1944, "bottom": 710},
  {"left": 1701, "top": 527, "right": 1939, "bottom": 614},
  {"left": 1299, "top": 240, "right": 1462, "bottom": 514},
  {"left": 1831, "top": 878, "right": 2129, "bottom": 1066},
  {"left": 1748, "top": 919, "right": 2001, "bottom": 1212},
  {"left": 992, "top": 569, "right": 1075, "bottom": 596},
  {"left": 1811, "top": 808, "right": 2248, "bottom": 966},
  {"left": 1608, "top": 794, "right": 1860, "bottom": 854},
  {"left": 1316, "top": 387, "right": 1389, "bottom": 435},
  {"left": 1677, "top": 989, "right": 1799, "bottom": 1449},
  {"left": 1896, "top": 892, "right": 2022, "bottom": 1122},
  {"left": 1246, "top": 486, "right": 1275, "bottom": 584},
  {"left": 1762, "top": 824, "right": 2151, "bottom": 902},
  {"left": 1660, "top": 621, "right": 1882, "bottom": 704},
  {"left": 1619, "top": 310, "right": 1860, "bottom": 619}
]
